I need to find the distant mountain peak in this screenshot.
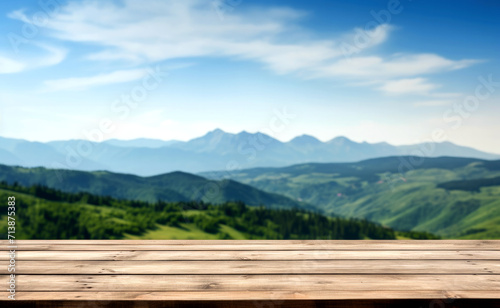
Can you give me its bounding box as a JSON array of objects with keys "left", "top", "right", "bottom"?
[
  {"left": 328, "top": 136, "right": 353, "bottom": 145},
  {"left": 195, "top": 128, "right": 232, "bottom": 141},
  {"left": 290, "top": 134, "right": 321, "bottom": 144},
  {"left": 207, "top": 128, "right": 226, "bottom": 135},
  {"left": 235, "top": 130, "right": 277, "bottom": 141},
  {"left": 236, "top": 130, "right": 251, "bottom": 136},
  {"left": 1, "top": 132, "right": 498, "bottom": 176}
]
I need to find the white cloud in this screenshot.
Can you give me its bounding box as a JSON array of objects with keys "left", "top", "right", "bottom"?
[
  {"left": 0, "top": 44, "right": 65, "bottom": 74},
  {"left": 9, "top": 0, "right": 480, "bottom": 92},
  {"left": 36, "top": 44, "right": 66, "bottom": 68},
  {"left": 413, "top": 99, "right": 453, "bottom": 107},
  {"left": 0, "top": 56, "right": 25, "bottom": 74},
  {"left": 44, "top": 68, "right": 148, "bottom": 91},
  {"left": 7, "top": 0, "right": 394, "bottom": 78},
  {"left": 431, "top": 92, "right": 463, "bottom": 98},
  {"left": 314, "top": 54, "right": 479, "bottom": 79},
  {"left": 379, "top": 78, "right": 440, "bottom": 95}
]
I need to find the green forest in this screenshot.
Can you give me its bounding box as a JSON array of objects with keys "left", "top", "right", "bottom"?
[
  {"left": 0, "top": 182, "right": 438, "bottom": 240},
  {"left": 203, "top": 157, "right": 500, "bottom": 239}
]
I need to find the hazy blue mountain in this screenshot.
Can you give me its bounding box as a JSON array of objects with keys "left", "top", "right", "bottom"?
[
  {"left": 46, "top": 140, "right": 220, "bottom": 174},
  {"left": 288, "top": 135, "right": 324, "bottom": 155},
  {"left": 0, "top": 148, "right": 20, "bottom": 166},
  {"left": 0, "top": 130, "right": 498, "bottom": 175},
  {"left": 0, "top": 136, "right": 27, "bottom": 152},
  {"left": 397, "top": 141, "right": 500, "bottom": 160},
  {"left": 0, "top": 137, "right": 105, "bottom": 171}
]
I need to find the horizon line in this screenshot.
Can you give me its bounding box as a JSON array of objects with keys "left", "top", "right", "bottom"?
[{"left": 2, "top": 129, "right": 499, "bottom": 156}]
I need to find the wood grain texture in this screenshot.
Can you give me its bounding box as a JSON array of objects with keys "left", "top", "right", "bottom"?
[
  {"left": 1, "top": 260, "right": 499, "bottom": 274},
  {"left": 8, "top": 274, "right": 500, "bottom": 292},
  {"left": 1, "top": 240, "right": 499, "bottom": 303},
  {"left": 2, "top": 239, "right": 500, "bottom": 250},
  {"left": 9, "top": 274, "right": 500, "bottom": 296},
  {"left": 2, "top": 249, "right": 500, "bottom": 261}
]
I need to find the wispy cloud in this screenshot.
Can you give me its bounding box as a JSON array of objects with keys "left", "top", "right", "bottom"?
[
  {"left": 6, "top": 2, "right": 401, "bottom": 76},
  {"left": 9, "top": 0, "right": 480, "bottom": 93},
  {"left": 413, "top": 99, "right": 453, "bottom": 107},
  {"left": 44, "top": 68, "right": 148, "bottom": 91},
  {"left": 0, "top": 56, "right": 25, "bottom": 74},
  {"left": 431, "top": 92, "right": 463, "bottom": 98},
  {"left": 0, "top": 44, "right": 65, "bottom": 74},
  {"left": 314, "top": 54, "right": 478, "bottom": 79},
  {"left": 379, "top": 78, "right": 440, "bottom": 95},
  {"left": 36, "top": 44, "right": 66, "bottom": 68}
]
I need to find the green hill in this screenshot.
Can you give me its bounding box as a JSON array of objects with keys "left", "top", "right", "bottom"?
[
  {"left": 200, "top": 156, "right": 500, "bottom": 239},
  {"left": 0, "top": 182, "right": 437, "bottom": 240},
  {"left": 2, "top": 156, "right": 498, "bottom": 239},
  {"left": 0, "top": 164, "right": 314, "bottom": 211},
  {"left": 437, "top": 176, "right": 500, "bottom": 192}
]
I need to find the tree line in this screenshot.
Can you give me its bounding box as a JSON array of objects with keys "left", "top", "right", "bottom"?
[{"left": 0, "top": 182, "right": 439, "bottom": 240}]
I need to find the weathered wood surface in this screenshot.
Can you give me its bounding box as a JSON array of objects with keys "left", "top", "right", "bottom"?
[
  {"left": 1, "top": 240, "right": 499, "bottom": 302},
  {"left": 2, "top": 260, "right": 499, "bottom": 274},
  {"left": 3, "top": 239, "right": 500, "bottom": 250}
]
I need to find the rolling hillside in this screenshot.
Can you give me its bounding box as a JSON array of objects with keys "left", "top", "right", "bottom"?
[
  {"left": 1, "top": 156, "right": 499, "bottom": 238},
  {"left": 201, "top": 156, "right": 500, "bottom": 239},
  {"left": 0, "top": 183, "right": 437, "bottom": 240},
  {"left": 0, "top": 164, "right": 314, "bottom": 211}
]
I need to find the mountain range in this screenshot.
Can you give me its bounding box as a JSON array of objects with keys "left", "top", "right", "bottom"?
[{"left": 0, "top": 129, "right": 498, "bottom": 176}]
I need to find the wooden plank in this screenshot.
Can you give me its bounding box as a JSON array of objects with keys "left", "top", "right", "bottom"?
[
  {"left": 5, "top": 239, "right": 499, "bottom": 245},
  {"left": 2, "top": 250, "right": 499, "bottom": 261},
  {"left": 3, "top": 290, "right": 500, "bottom": 300},
  {"left": 2, "top": 260, "right": 499, "bottom": 275},
  {"left": 2, "top": 240, "right": 499, "bottom": 302},
  {"left": 9, "top": 274, "right": 500, "bottom": 292},
  {"left": 7, "top": 243, "right": 500, "bottom": 251},
  {"left": 3, "top": 240, "right": 500, "bottom": 250}
]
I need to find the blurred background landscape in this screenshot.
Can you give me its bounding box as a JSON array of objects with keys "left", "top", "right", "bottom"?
[{"left": 0, "top": 0, "right": 499, "bottom": 239}]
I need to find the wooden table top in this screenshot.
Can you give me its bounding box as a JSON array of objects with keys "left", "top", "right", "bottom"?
[{"left": 1, "top": 240, "right": 499, "bottom": 305}]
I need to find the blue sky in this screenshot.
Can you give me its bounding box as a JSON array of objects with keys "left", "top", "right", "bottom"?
[{"left": 0, "top": 0, "right": 499, "bottom": 153}]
